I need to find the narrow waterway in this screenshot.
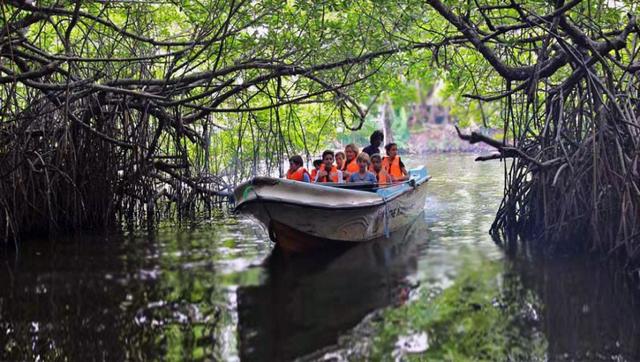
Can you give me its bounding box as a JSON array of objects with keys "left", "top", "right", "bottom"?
[{"left": 1, "top": 154, "right": 639, "bottom": 360}]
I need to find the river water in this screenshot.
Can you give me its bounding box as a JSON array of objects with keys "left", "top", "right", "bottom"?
[{"left": 2, "top": 154, "right": 640, "bottom": 360}]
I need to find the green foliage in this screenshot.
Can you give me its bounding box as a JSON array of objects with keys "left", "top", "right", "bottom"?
[
  {"left": 337, "top": 115, "right": 379, "bottom": 147},
  {"left": 391, "top": 107, "right": 410, "bottom": 148}
]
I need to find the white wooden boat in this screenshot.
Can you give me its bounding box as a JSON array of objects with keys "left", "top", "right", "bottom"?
[{"left": 233, "top": 167, "right": 430, "bottom": 252}]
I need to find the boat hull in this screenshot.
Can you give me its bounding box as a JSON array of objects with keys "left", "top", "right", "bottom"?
[{"left": 237, "top": 184, "right": 426, "bottom": 238}]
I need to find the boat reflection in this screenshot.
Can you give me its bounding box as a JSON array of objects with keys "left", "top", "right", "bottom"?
[{"left": 236, "top": 214, "right": 428, "bottom": 361}]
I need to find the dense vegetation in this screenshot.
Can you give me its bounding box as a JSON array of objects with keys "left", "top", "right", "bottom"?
[{"left": 2, "top": 0, "right": 640, "bottom": 270}]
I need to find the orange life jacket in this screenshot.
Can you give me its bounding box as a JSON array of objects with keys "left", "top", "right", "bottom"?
[
  {"left": 315, "top": 165, "right": 341, "bottom": 183},
  {"left": 375, "top": 170, "right": 391, "bottom": 184},
  {"left": 310, "top": 168, "right": 318, "bottom": 181},
  {"left": 382, "top": 156, "right": 404, "bottom": 180},
  {"left": 344, "top": 157, "right": 359, "bottom": 173},
  {"left": 287, "top": 167, "right": 310, "bottom": 182}
]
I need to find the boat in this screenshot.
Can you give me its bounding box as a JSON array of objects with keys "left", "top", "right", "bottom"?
[{"left": 233, "top": 166, "right": 431, "bottom": 252}]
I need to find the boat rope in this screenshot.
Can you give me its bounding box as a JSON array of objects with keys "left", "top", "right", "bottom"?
[{"left": 382, "top": 195, "right": 390, "bottom": 238}]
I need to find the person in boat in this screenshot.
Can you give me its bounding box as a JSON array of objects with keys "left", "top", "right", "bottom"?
[
  {"left": 286, "top": 155, "right": 310, "bottom": 182},
  {"left": 348, "top": 152, "right": 377, "bottom": 184},
  {"left": 335, "top": 151, "right": 346, "bottom": 171},
  {"left": 383, "top": 143, "right": 409, "bottom": 182},
  {"left": 370, "top": 153, "right": 392, "bottom": 185},
  {"left": 341, "top": 143, "right": 360, "bottom": 180},
  {"left": 310, "top": 159, "right": 322, "bottom": 182},
  {"left": 362, "top": 130, "right": 384, "bottom": 156},
  {"left": 315, "top": 150, "right": 344, "bottom": 183}
]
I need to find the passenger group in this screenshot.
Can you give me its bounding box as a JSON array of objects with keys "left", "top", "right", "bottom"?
[{"left": 285, "top": 130, "right": 409, "bottom": 185}]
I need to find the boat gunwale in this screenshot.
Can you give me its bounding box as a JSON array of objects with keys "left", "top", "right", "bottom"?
[{"left": 234, "top": 175, "right": 431, "bottom": 212}]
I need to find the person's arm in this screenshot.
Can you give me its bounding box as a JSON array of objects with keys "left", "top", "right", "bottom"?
[
  {"left": 399, "top": 159, "right": 407, "bottom": 174},
  {"left": 385, "top": 170, "right": 393, "bottom": 183},
  {"left": 401, "top": 166, "right": 409, "bottom": 178},
  {"left": 399, "top": 159, "right": 409, "bottom": 180}
]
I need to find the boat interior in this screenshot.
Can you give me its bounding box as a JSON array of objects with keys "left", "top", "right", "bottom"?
[{"left": 317, "top": 166, "right": 428, "bottom": 193}]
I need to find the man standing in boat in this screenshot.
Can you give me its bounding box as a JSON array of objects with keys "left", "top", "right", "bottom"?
[{"left": 362, "top": 130, "right": 384, "bottom": 157}]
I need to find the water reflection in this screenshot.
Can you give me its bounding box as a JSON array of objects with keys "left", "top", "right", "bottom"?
[
  {"left": 512, "top": 255, "right": 640, "bottom": 360},
  {"left": 1, "top": 235, "right": 154, "bottom": 360},
  {"left": 236, "top": 216, "right": 428, "bottom": 361},
  {"left": 0, "top": 220, "right": 269, "bottom": 361},
  {"left": 2, "top": 155, "right": 640, "bottom": 361}
]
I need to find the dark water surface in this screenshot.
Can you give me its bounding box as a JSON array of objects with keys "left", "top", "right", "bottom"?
[{"left": 2, "top": 154, "right": 640, "bottom": 361}]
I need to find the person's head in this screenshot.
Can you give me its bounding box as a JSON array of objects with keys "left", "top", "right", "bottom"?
[
  {"left": 370, "top": 130, "right": 384, "bottom": 147},
  {"left": 335, "top": 151, "right": 345, "bottom": 168},
  {"left": 385, "top": 143, "right": 398, "bottom": 158},
  {"left": 322, "top": 150, "right": 335, "bottom": 169},
  {"left": 356, "top": 152, "right": 370, "bottom": 172},
  {"left": 289, "top": 155, "right": 303, "bottom": 171},
  {"left": 370, "top": 153, "right": 383, "bottom": 172},
  {"left": 312, "top": 159, "right": 323, "bottom": 170},
  {"left": 345, "top": 143, "right": 359, "bottom": 161}
]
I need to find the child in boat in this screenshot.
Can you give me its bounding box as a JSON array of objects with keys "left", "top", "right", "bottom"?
[
  {"left": 341, "top": 143, "right": 360, "bottom": 180},
  {"left": 310, "top": 159, "right": 322, "bottom": 182},
  {"left": 370, "top": 153, "right": 392, "bottom": 185},
  {"left": 348, "top": 153, "right": 377, "bottom": 184},
  {"left": 383, "top": 143, "right": 409, "bottom": 181},
  {"left": 286, "top": 155, "right": 310, "bottom": 182},
  {"left": 335, "top": 151, "right": 346, "bottom": 171},
  {"left": 315, "top": 150, "right": 343, "bottom": 183}
]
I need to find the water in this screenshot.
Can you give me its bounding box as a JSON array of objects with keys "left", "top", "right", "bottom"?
[{"left": 2, "top": 154, "right": 640, "bottom": 361}]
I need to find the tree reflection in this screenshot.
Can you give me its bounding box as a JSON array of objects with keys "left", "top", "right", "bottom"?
[{"left": 512, "top": 255, "right": 640, "bottom": 360}]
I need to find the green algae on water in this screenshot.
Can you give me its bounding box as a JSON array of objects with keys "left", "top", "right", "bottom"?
[{"left": 369, "top": 260, "right": 548, "bottom": 361}]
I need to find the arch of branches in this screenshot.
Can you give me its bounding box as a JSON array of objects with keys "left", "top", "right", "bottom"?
[{"left": 0, "top": 0, "right": 434, "bottom": 238}]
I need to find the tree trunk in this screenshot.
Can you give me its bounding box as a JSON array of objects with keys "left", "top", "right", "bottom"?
[{"left": 379, "top": 101, "right": 394, "bottom": 144}]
